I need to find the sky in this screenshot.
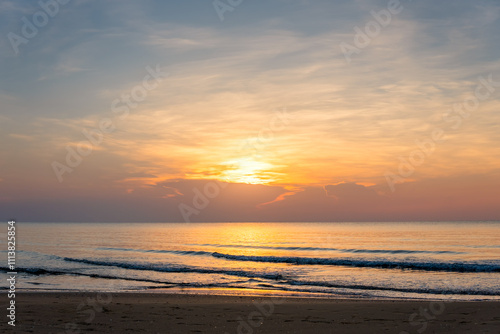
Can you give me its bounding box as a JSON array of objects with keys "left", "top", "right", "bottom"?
[{"left": 1, "top": 0, "right": 499, "bottom": 222}]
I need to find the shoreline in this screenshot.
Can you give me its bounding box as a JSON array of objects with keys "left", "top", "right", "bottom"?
[
  {"left": 13, "top": 286, "right": 500, "bottom": 301},
  {"left": 7, "top": 292, "right": 500, "bottom": 333}
]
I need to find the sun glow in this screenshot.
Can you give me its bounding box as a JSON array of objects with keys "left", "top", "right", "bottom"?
[{"left": 220, "top": 158, "right": 276, "bottom": 184}]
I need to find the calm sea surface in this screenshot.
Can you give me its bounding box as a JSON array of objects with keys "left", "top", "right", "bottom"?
[{"left": 1, "top": 222, "right": 499, "bottom": 300}]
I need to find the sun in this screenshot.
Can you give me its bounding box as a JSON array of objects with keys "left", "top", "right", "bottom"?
[{"left": 219, "top": 158, "right": 276, "bottom": 184}]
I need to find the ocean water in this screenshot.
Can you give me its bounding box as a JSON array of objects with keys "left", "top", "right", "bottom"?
[{"left": 1, "top": 222, "right": 499, "bottom": 300}]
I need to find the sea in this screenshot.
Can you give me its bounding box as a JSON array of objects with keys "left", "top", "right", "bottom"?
[{"left": 1, "top": 222, "right": 499, "bottom": 300}]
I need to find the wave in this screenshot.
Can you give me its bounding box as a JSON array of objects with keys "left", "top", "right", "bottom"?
[
  {"left": 63, "top": 257, "right": 284, "bottom": 280},
  {"left": 0, "top": 267, "right": 67, "bottom": 276},
  {"left": 211, "top": 252, "right": 500, "bottom": 273},
  {"left": 93, "top": 247, "right": 497, "bottom": 273},
  {"left": 193, "top": 243, "right": 464, "bottom": 255},
  {"left": 0, "top": 266, "right": 255, "bottom": 291},
  {"left": 96, "top": 245, "right": 464, "bottom": 258},
  {"left": 96, "top": 247, "right": 213, "bottom": 256},
  {"left": 0, "top": 266, "right": 177, "bottom": 285},
  {"left": 4, "top": 265, "right": 498, "bottom": 297},
  {"left": 277, "top": 278, "right": 500, "bottom": 296}
]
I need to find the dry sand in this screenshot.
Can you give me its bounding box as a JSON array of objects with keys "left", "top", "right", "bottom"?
[{"left": 4, "top": 292, "right": 500, "bottom": 333}]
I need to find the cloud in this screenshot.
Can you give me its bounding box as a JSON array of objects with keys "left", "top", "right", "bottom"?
[{"left": 1, "top": 1, "right": 500, "bottom": 221}]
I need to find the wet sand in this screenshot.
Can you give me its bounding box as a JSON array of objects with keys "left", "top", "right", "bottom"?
[{"left": 6, "top": 293, "right": 500, "bottom": 333}]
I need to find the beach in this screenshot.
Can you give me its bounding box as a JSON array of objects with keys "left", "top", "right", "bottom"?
[{"left": 8, "top": 292, "right": 500, "bottom": 333}]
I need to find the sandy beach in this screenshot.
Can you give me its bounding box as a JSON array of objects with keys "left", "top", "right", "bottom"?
[{"left": 4, "top": 292, "right": 499, "bottom": 333}]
